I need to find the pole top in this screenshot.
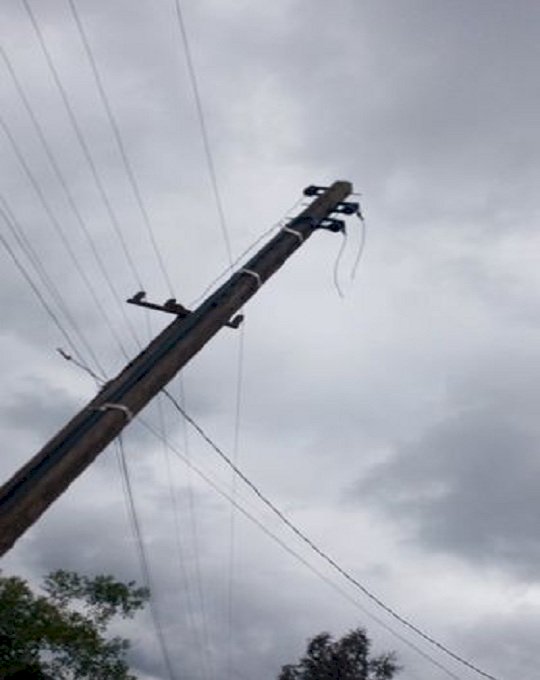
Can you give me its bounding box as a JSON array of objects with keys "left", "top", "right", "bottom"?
[{"left": 304, "top": 181, "right": 353, "bottom": 197}]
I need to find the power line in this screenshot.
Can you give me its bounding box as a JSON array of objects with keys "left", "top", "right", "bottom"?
[
  {"left": 0, "top": 194, "right": 87, "bottom": 358},
  {"left": 188, "top": 197, "right": 304, "bottom": 308},
  {"left": 172, "top": 380, "right": 216, "bottom": 680},
  {"left": 115, "top": 435, "right": 177, "bottom": 680},
  {"left": 225, "top": 320, "right": 245, "bottom": 680},
  {"left": 351, "top": 209, "right": 367, "bottom": 281},
  {"left": 0, "top": 214, "right": 83, "bottom": 366},
  {"left": 155, "top": 393, "right": 211, "bottom": 680},
  {"left": 49, "top": 330, "right": 461, "bottom": 680},
  {"left": 21, "top": 0, "right": 144, "bottom": 291},
  {"left": 0, "top": 41, "right": 142, "bottom": 351},
  {"left": 170, "top": 9, "right": 241, "bottom": 674},
  {"left": 66, "top": 0, "right": 175, "bottom": 296},
  {"left": 172, "top": 0, "right": 233, "bottom": 266},
  {"left": 0, "top": 113, "right": 107, "bottom": 375},
  {"left": 137, "top": 414, "right": 463, "bottom": 680},
  {"left": 162, "top": 390, "right": 502, "bottom": 680}
]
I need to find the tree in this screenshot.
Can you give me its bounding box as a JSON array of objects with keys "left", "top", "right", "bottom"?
[
  {"left": 0, "top": 569, "right": 149, "bottom": 679},
  {"left": 278, "top": 628, "right": 401, "bottom": 680}
]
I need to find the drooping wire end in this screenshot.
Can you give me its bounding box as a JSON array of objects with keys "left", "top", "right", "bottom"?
[
  {"left": 332, "top": 228, "right": 348, "bottom": 298},
  {"left": 350, "top": 208, "right": 367, "bottom": 282},
  {"left": 56, "top": 347, "right": 105, "bottom": 385}
]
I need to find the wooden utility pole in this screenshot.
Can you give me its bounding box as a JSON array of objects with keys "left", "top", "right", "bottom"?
[{"left": 0, "top": 181, "right": 354, "bottom": 556}]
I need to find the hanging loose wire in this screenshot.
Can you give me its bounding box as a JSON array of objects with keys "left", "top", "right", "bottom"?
[
  {"left": 332, "top": 228, "right": 349, "bottom": 298},
  {"left": 56, "top": 348, "right": 104, "bottom": 386},
  {"left": 162, "top": 391, "right": 502, "bottom": 680},
  {"left": 332, "top": 203, "right": 367, "bottom": 298},
  {"left": 351, "top": 208, "right": 367, "bottom": 282}
]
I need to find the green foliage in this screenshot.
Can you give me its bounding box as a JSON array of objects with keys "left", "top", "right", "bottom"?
[
  {"left": 278, "top": 628, "right": 401, "bottom": 680},
  {"left": 0, "top": 569, "right": 149, "bottom": 679}
]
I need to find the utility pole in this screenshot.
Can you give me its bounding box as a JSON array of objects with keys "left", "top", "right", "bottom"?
[{"left": 0, "top": 181, "right": 355, "bottom": 556}]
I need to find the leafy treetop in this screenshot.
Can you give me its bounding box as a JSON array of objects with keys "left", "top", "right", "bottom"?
[
  {"left": 0, "top": 569, "right": 149, "bottom": 680},
  {"left": 278, "top": 628, "right": 401, "bottom": 680}
]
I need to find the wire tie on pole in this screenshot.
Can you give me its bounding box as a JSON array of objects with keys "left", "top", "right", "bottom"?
[
  {"left": 240, "top": 268, "right": 262, "bottom": 288},
  {"left": 281, "top": 226, "right": 304, "bottom": 243},
  {"left": 96, "top": 402, "right": 133, "bottom": 422}
]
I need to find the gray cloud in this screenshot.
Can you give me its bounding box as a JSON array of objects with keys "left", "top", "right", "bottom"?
[
  {"left": 354, "top": 351, "right": 540, "bottom": 579},
  {"left": 1, "top": 1, "right": 539, "bottom": 679}
]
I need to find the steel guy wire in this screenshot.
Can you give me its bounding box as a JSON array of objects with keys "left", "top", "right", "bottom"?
[
  {"left": 67, "top": 0, "right": 175, "bottom": 297},
  {"left": 115, "top": 435, "right": 177, "bottom": 680},
  {"left": 162, "top": 391, "right": 502, "bottom": 680},
  {"left": 137, "top": 415, "right": 463, "bottom": 680},
  {"left": 0, "top": 42, "right": 142, "bottom": 351},
  {"left": 21, "top": 0, "right": 144, "bottom": 292}
]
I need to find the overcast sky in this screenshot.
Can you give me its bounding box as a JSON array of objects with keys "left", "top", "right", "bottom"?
[{"left": 1, "top": 1, "right": 539, "bottom": 679}]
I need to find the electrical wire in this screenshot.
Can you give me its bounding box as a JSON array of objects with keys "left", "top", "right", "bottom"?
[
  {"left": 332, "top": 228, "right": 348, "bottom": 298},
  {"left": 0, "top": 42, "right": 141, "bottom": 351},
  {"left": 333, "top": 205, "right": 367, "bottom": 298},
  {"left": 66, "top": 0, "right": 174, "bottom": 297},
  {"left": 172, "top": 0, "right": 233, "bottom": 266},
  {"left": 189, "top": 197, "right": 304, "bottom": 308},
  {"left": 225, "top": 320, "right": 245, "bottom": 680},
  {"left": 137, "top": 415, "right": 463, "bottom": 680},
  {"left": 351, "top": 208, "right": 367, "bottom": 282},
  {"left": 170, "top": 9, "right": 241, "bottom": 669},
  {"left": 162, "top": 391, "right": 502, "bottom": 680},
  {"left": 56, "top": 348, "right": 104, "bottom": 386},
  {"left": 0, "top": 114, "right": 107, "bottom": 375},
  {"left": 21, "top": 0, "right": 144, "bottom": 291},
  {"left": 0, "top": 217, "right": 84, "bottom": 366},
  {"left": 172, "top": 380, "right": 216, "bottom": 680},
  {"left": 115, "top": 435, "right": 176, "bottom": 680},
  {"left": 155, "top": 393, "right": 210, "bottom": 680},
  {"left": 0, "top": 195, "right": 104, "bottom": 372},
  {"left": 0, "top": 194, "right": 84, "bottom": 350},
  {"left": 54, "top": 336, "right": 461, "bottom": 679}
]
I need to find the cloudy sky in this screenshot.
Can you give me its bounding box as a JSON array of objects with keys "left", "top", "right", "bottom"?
[{"left": 1, "top": 1, "right": 539, "bottom": 678}]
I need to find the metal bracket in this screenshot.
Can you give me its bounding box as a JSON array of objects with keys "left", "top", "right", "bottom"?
[
  {"left": 127, "top": 291, "right": 244, "bottom": 329},
  {"left": 317, "top": 218, "right": 346, "bottom": 233},
  {"left": 333, "top": 201, "right": 360, "bottom": 215},
  {"left": 303, "top": 185, "right": 327, "bottom": 197}
]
